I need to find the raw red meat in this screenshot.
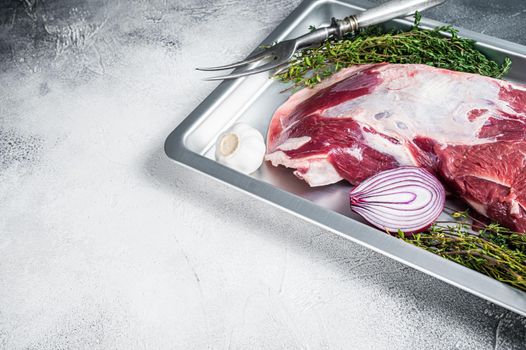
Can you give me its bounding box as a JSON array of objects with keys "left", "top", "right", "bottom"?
[{"left": 265, "top": 63, "right": 526, "bottom": 232}]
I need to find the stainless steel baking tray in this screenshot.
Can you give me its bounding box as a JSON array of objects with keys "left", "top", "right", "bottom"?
[{"left": 165, "top": 0, "right": 526, "bottom": 316}]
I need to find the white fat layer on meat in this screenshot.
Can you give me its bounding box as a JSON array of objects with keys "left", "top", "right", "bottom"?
[
  {"left": 465, "top": 198, "right": 488, "bottom": 217},
  {"left": 472, "top": 173, "right": 512, "bottom": 188},
  {"left": 361, "top": 131, "right": 416, "bottom": 166},
  {"left": 266, "top": 150, "right": 321, "bottom": 168},
  {"left": 512, "top": 83, "right": 526, "bottom": 92},
  {"left": 511, "top": 200, "right": 520, "bottom": 215},
  {"left": 265, "top": 151, "right": 343, "bottom": 186},
  {"left": 265, "top": 150, "right": 303, "bottom": 168},
  {"left": 345, "top": 145, "right": 363, "bottom": 161},
  {"left": 277, "top": 136, "right": 311, "bottom": 151},
  {"left": 294, "top": 159, "right": 343, "bottom": 186},
  {"left": 324, "top": 66, "right": 522, "bottom": 149}
]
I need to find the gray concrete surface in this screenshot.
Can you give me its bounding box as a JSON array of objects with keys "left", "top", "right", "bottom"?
[{"left": 1, "top": 0, "right": 526, "bottom": 349}]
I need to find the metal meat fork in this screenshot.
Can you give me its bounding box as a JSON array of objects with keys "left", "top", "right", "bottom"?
[{"left": 197, "top": 0, "right": 445, "bottom": 81}]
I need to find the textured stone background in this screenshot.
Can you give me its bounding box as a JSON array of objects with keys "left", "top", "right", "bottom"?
[{"left": 1, "top": 0, "right": 526, "bottom": 349}]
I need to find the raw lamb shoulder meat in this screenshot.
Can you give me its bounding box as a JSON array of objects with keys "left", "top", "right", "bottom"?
[{"left": 265, "top": 63, "right": 526, "bottom": 232}]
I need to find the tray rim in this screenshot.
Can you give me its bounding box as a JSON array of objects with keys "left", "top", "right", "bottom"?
[{"left": 165, "top": 0, "right": 526, "bottom": 317}]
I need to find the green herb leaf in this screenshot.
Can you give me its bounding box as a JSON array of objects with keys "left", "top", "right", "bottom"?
[
  {"left": 400, "top": 213, "right": 526, "bottom": 292},
  {"left": 275, "top": 22, "right": 511, "bottom": 90},
  {"left": 414, "top": 11, "right": 422, "bottom": 27}
]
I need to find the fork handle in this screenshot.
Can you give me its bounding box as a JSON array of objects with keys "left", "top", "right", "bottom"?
[
  {"left": 332, "top": 0, "right": 446, "bottom": 37},
  {"left": 293, "top": 0, "right": 444, "bottom": 49}
]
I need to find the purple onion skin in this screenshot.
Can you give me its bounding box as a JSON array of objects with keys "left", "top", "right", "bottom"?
[{"left": 349, "top": 166, "right": 446, "bottom": 235}]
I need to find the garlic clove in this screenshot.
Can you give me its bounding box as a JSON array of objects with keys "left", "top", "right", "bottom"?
[{"left": 215, "top": 123, "right": 266, "bottom": 174}]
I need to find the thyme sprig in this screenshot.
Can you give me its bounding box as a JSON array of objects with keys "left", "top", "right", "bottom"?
[
  {"left": 400, "top": 210, "right": 526, "bottom": 292},
  {"left": 276, "top": 16, "right": 511, "bottom": 89}
]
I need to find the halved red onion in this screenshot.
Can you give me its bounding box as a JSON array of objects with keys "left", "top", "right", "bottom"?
[{"left": 349, "top": 166, "right": 446, "bottom": 234}]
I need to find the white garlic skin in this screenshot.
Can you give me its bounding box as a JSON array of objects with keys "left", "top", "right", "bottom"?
[{"left": 215, "top": 123, "right": 266, "bottom": 174}]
